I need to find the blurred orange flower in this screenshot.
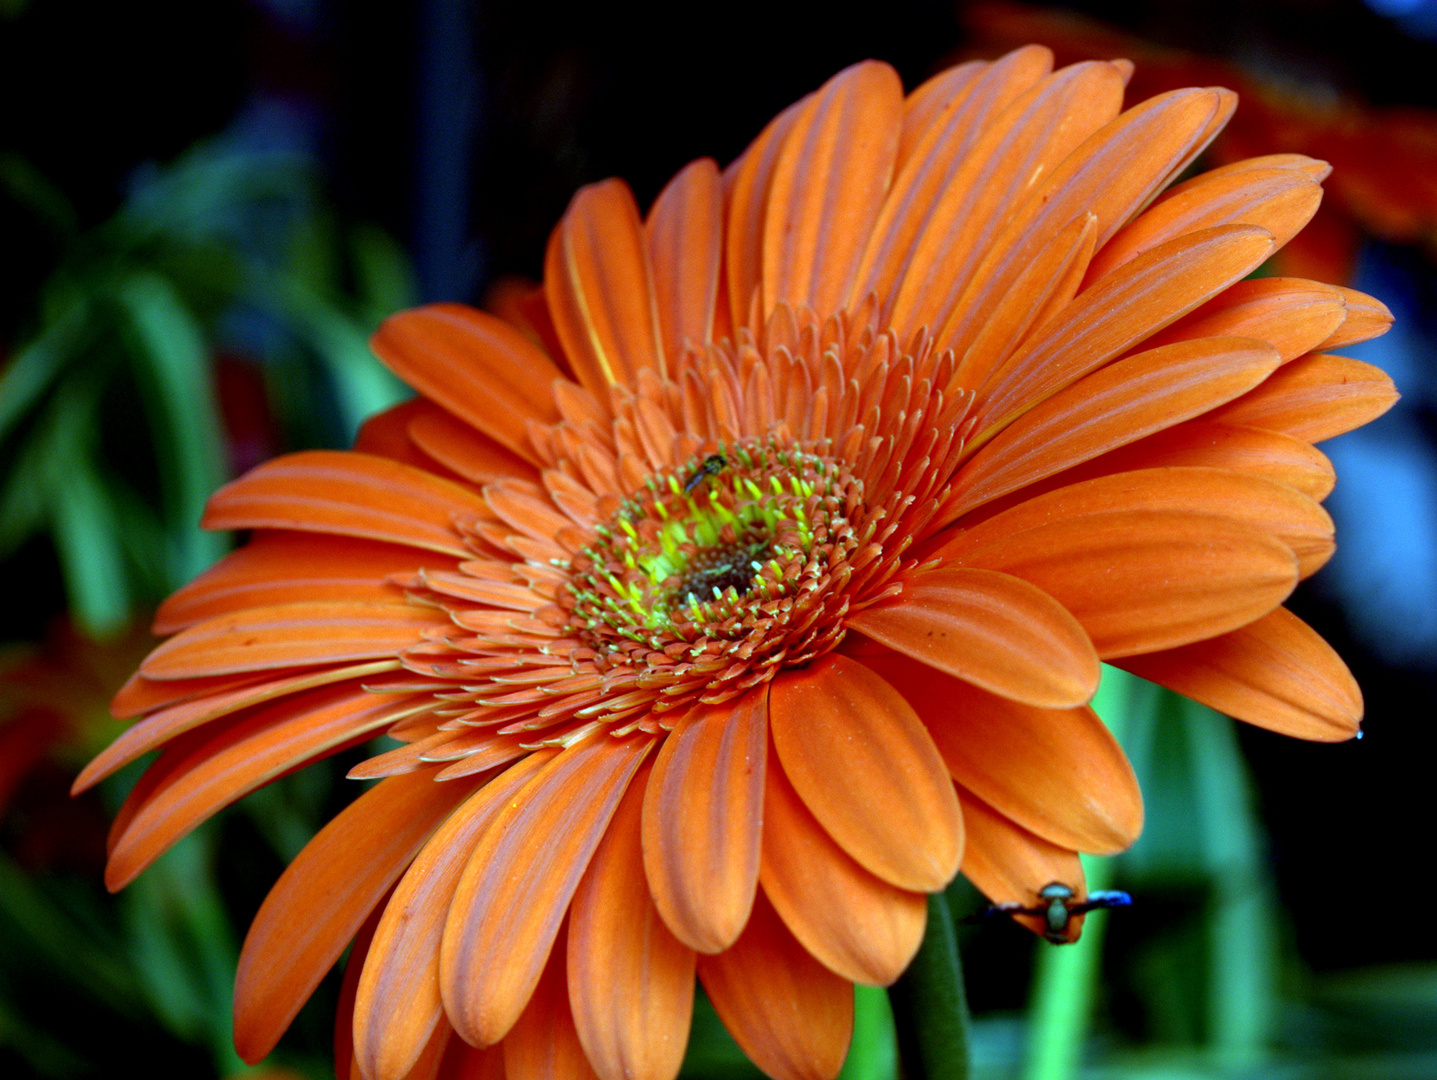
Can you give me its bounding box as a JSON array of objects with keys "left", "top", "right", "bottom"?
[
  {"left": 83, "top": 49, "right": 1396, "bottom": 1080},
  {"left": 967, "top": 0, "right": 1437, "bottom": 283}
]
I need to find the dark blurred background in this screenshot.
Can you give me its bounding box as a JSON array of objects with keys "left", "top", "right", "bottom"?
[{"left": 3, "top": 1, "right": 1435, "bottom": 1077}]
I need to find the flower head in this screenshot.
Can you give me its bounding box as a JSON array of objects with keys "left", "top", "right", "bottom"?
[{"left": 83, "top": 49, "right": 1398, "bottom": 1080}]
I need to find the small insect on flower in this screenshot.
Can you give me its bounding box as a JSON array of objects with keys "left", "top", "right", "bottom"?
[
  {"left": 971, "top": 882, "right": 1134, "bottom": 944},
  {"left": 683, "top": 453, "right": 728, "bottom": 495}
]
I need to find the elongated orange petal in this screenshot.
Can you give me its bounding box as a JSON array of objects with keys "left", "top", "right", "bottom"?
[
  {"left": 950, "top": 510, "right": 1298, "bottom": 658},
  {"left": 232, "top": 767, "right": 467, "bottom": 1063},
  {"left": 697, "top": 892, "right": 854, "bottom": 1080},
  {"left": 503, "top": 931, "right": 600, "bottom": 1080},
  {"left": 334, "top": 895, "right": 385, "bottom": 1080},
  {"left": 1141, "top": 277, "right": 1347, "bottom": 365},
  {"left": 570, "top": 763, "right": 696, "bottom": 1080},
  {"left": 846, "top": 566, "right": 1098, "bottom": 708},
  {"left": 860, "top": 652, "right": 1141, "bottom": 854},
  {"left": 1207, "top": 353, "right": 1400, "bottom": 442},
  {"left": 434, "top": 1039, "right": 504, "bottom": 1080},
  {"left": 408, "top": 407, "right": 539, "bottom": 486},
  {"left": 203, "top": 451, "right": 489, "bottom": 557},
  {"left": 1064, "top": 421, "right": 1336, "bottom": 502},
  {"left": 958, "top": 786, "right": 1088, "bottom": 944},
  {"left": 763, "top": 61, "right": 902, "bottom": 319},
  {"left": 107, "top": 685, "right": 428, "bottom": 890},
  {"left": 944, "top": 467, "right": 1334, "bottom": 581},
  {"left": 1118, "top": 606, "right": 1362, "bottom": 741},
  {"left": 646, "top": 157, "right": 722, "bottom": 358},
  {"left": 760, "top": 747, "right": 926, "bottom": 986},
  {"left": 441, "top": 734, "right": 653, "bottom": 1046},
  {"left": 941, "top": 337, "right": 1281, "bottom": 525},
  {"left": 897, "top": 54, "right": 1019, "bottom": 169},
  {"left": 154, "top": 532, "right": 438, "bottom": 635},
  {"left": 642, "top": 688, "right": 767, "bottom": 953},
  {"left": 141, "top": 602, "right": 447, "bottom": 679},
  {"left": 975, "top": 226, "right": 1276, "bottom": 434},
  {"left": 1085, "top": 163, "right": 1323, "bottom": 283},
  {"left": 77, "top": 660, "right": 400, "bottom": 791},
  {"left": 547, "top": 179, "right": 665, "bottom": 396},
  {"left": 1319, "top": 286, "right": 1394, "bottom": 349},
  {"left": 888, "top": 61, "right": 1123, "bottom": 345},
  {"left": 371, "top": 304, "right": 563, "bottom": 462},
  {"left": 354, "top": 753, "right": 553, "bottom": 1080},
  {"left": 768, "top": 656, "right": 962, "bottom": 892}
]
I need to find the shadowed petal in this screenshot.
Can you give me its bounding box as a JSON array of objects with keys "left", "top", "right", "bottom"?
[
  {"left": 371, "top": 304, "right": 563, "bottom": 462},
  {"left": 1319, "top": 286, "right": 1393, "bottom": 349},
  {"left": 846, "top": 566, "right": 1099, "bottom": 708},
  {"left": 698, "top": 892, "right": 854, "bottom": 1080},
  {"left": 1207, "top": 352, "right": 1400, "bottom": 442},
  {"left": 141, "top": 602, "right": 448, "bottom": 679},
  {"left": 203, "top": 450, "right": 489, "bottom": 557},
  {"left": 1140, "top": 277, "right": 1347, "bottom": 364},
  {"left": 354, "top": 753, "right": 554, "bottom": 1080},
  {"left": 769, "top": 656, "right": 962, "bottom": 892},
  {"left": 408, "top": 406, "right": 539, "bottom": 486},
  {"left": 441, "top": 734, "right": 654, "bottom": 1046},
  {"left": 958, "top": 785, "right": 1089, "bottom": 944},
  {"left": 642, "top": 688, "right": 767, "bottom": 953},
  {"left": 232, "top": 767, "right": 468, "bottom": 1064},
  {"left": 571, "top": 763, "right": 696, "bottom": 1080},
  {"left": 760, "top": 745, "right": 927, "bottom": 986},
  {"left": 1118, "top": 606, "right": 1362, "bottom": 741},
  {"left": 860, "top": 652, "right": 1141, "bottom": 854},
  {"left": 503, "top": 931, "right": 600, "bottom": 1080},
  {"left": 949, "top": 510, "right": 1299, "bottom": 658}
]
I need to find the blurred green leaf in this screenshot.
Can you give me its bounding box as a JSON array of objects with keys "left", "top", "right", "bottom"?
[
  {"left": 349, "top": 224, "right": 418, "bottom": 326},
  {"left": 0, "top": 297, "right": 89, "bottom": 446},
  {"left": 840, "top": 985, "right": 899, "bottom": 1080},
  {"left": 0, "top": 152, "right": 79, "bottom": 244}
]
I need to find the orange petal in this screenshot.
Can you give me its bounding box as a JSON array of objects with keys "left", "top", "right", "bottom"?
[
  {"left": 570, "top": 763, "right": 696, "bottom": 1080},
  {"left": 503, "top": 930, "right": 600, "bottom": 1080},
  {"left": 950, "top": 510, "right": 1299, "bottom": 658},
  {"left": 697, "top": 892, "right": 854, "bottom": 1080},
  {"left": 547, "top": 179, "right": 665, "bottom": 396},
  {"left": 860, "top": 653, "right": 1142, "bottom": 855},
  {"left": 944, "top": 467, "right": 1335, "bottom": 581},
  {"left": 334, "top": 899, "right": 385, "bottom": 1080},
  {"left": 154, "top": 531, "right": 438, "bottom": 635},
  {"left": 646, "top": 157, "right": 722, "bottom": 357},
  {"left": 862, "top": 49, "right": 1073, "bottom": 319},
  {"left": 434, "top": 1039, "right": 504, "bottom": 1080},
  {"left": 942, "top": 337, "right": 1281, "bottom": 524},
  {"left": 763, "top": 61, "right": 903, "bottom": 318},
  {"left": 846, "top": 566, "right": 1098, "bottom": 708},
  {"left": 107, "top": 685, "right": 428, "bottom": 890},
  {"left": 408, "top": 406, "right": 539, "bottom": 486},
  {"left": 231, "top": 767, "right": 468, "bottom": 1063},
  {"left": 1085, "top": 162, "right": 1323, "bottom": 283},
  {"left": 1140, "top": 277, "right": 1348, "bottom": 365},
  {"left": 77, "top": 660, "right": 400, "bottom": 792},
  {"left": 1117, "top": 606, "right": 1362, "bottom": 742},
  {"left": 887, "top": 60, "right": 1124, "bottom": 346},
  {"left": 1207, "top": 352, "right": 1400, "bottom": 443},
  {"left": 1062, "top": 421, "right": 1336, "bottom": 502},
  {"left": 975, "top": 226, "right": 1276, "bottom": 435},
  {"left": 371, "top": 304, "right": 563, "bottom": 462},
  {"left": 897, "top": 55, "right": 1019, "bottom": 170},
  {"left": 354, "top": 753, "right": 553, "bottom": 1080},
  {"left": 141, "top": 601, "right": 446, "bottom": 680},
  {"left": 958, "top": 786, "right": 1088, "bottom": 944},
  {"left": 353, "top": 397, "right": 445, "bottom": 473},
  {"left": 441, "top": 734, "right": 653, "bottom": 1046},
  {"left": 203, "top": 450, "right": 489, "bottom": 557},
  {"left": 1318, "top": 286, "right": 1394, "bottom": 349},
  {"left": 760, "top": 747, "right": 927, "bottom": 986},
  {"left": 642, "top": 688, "right": 767, "bottom": 953},
  {"left": 768, "top": 656, "right": 962, "bottom": 892}
]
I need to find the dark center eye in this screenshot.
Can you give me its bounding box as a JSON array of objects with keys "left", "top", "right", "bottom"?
[{"left": 673, "top": 541, "right": 771, "bottom": 604}]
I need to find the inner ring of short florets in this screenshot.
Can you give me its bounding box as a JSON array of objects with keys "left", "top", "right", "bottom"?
[{"left": 560, "top": 440, "right": 863, "bottom": 654}]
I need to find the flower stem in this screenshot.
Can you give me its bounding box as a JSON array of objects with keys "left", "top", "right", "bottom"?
[{"left": 889, "top": 890, "right": 971, "bottom": 1080}]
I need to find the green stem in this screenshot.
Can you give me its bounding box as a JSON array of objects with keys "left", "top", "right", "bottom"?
[{"left": 889, "top": 890, "right": 971, "bottom": 1080}]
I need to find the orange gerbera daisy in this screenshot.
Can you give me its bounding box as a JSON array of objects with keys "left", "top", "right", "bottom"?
[{"left": 81, "top": 48, "right": 1398, "bottom": 1080}]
